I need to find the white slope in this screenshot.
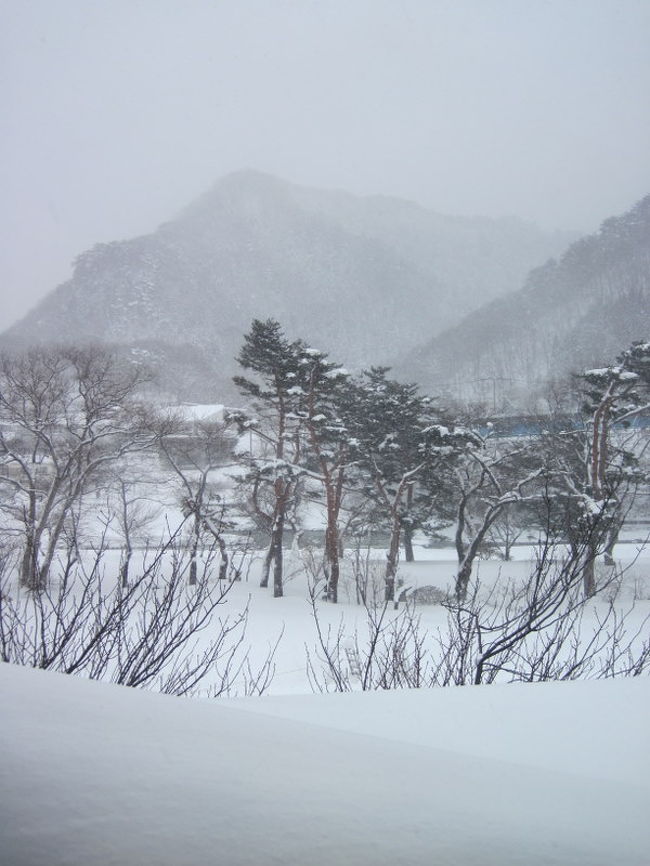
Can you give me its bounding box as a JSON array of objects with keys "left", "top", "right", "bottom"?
[
  {"left": 2, "top": 664, "right": 648, "bottom": 866},
  {"left": 223, "top": 677, "right": 650, "bottom": 788}
]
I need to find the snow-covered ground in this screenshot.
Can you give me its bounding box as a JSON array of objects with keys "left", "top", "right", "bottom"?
[
  {"left": 220, "top": 541, "right": 650, "bottom": 694},
  {"left": 2, "top": 537, "right": 650, "bottom": 864},
  {"left": 2, "top": 662, "right": 648, "bottom": 865}
]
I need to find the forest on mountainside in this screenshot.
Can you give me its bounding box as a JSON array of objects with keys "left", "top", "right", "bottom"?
[{"left": 398, "top": 195, "right": 650, "bottom": 410}]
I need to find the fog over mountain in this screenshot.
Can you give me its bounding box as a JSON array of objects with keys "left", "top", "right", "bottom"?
[
  {"left": 5, "top": 2, "right": 649, "bottom": 337},
  {"left": 397, "top": 194, "right": 650, "bottom": 410},
  {"left": 1, "top": 171, "right": 574, "bottom": 401}
]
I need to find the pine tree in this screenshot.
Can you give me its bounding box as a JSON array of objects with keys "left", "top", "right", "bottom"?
[
  {"left": 343, "top": 368, "right": 441, "bottom": 602},
  {"left": 573, "top": 341, "right": 650, "bottom": 593},
  {"left": 233, "top": 320, "right": 305, "bottom": 597},
  {"left": 295, "top": 346, "right": 351, "bottom": 603}
]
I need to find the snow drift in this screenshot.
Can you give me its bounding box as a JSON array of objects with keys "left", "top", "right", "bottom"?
[{"left": 1, "top": 663, "right": 648, "bottom": 865}]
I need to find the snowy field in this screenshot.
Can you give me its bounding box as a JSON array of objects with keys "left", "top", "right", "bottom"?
[
  {"left": 10, "top": 538, "right": 646, "bottom": 695},
  {"left": 220, "top": 542, "right": 650, "bottom": 694},
  {"left": 2, "top": 540, "right": 650, "bottom": 864},
  {"left": 2, "top": 663, "right": 649, "bottom": 865}
]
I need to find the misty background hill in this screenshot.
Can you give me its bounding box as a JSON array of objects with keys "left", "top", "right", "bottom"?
[
  {"left": 396, "top": 194, "right": 650, "bottom": 411},
  {"left": 2, "top": 171, "right": 573, "bottom": 401}
]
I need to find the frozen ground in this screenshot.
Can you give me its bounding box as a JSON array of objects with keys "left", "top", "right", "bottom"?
[
  {"left": 2, "top": 539, "right": 649, "bottom": 864},
  {"left": 218, "top": 541, "right": 650, "bottom": 694},
  {"left": 1, "top": 662, "right": 649, "bottom": 865}
]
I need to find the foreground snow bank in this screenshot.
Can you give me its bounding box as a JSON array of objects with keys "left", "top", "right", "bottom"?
[
  {"left": 1, "top": 664, "right": 648, "bottom": 866},
  {"left": 225, "top": 677, "right": 650, "bottom": 788}
]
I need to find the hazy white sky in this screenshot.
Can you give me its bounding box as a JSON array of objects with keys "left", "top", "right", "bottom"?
[{"left": 2, "top": 0, "right": 649, "bottom": 332}]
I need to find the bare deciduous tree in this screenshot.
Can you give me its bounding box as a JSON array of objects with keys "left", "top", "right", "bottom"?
[
  {"left": 450, "top": 438, "right": 543, "bottom": 602},
  {"left": 160, "top": 416, "right": 237, "bottom": 585},
  {"left": 0, "top": 347, "right": 167, "bottom": 591},
  {"left": 98, "top": 462, "right": 164, "bottom": 588},
  {"left": 0, "top": 529, "right": 278, "bottom": 697},
  {"left": 306, "top": 509, "right": 649, "bottom": 692}
]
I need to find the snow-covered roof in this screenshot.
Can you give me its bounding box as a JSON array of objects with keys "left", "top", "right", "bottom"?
[{"left": 172, "top": 403, "right": 226, "bottom": 422}]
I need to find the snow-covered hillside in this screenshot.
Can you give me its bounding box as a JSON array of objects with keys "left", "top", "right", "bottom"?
[
  {"left": 399, "top": 193, "right": 650, "bottom": 407},
  {"left": 1, "top": 171, "right": 574, "bottom": 401}
]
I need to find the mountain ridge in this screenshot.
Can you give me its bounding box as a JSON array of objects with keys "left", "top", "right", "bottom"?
[
  {"left": 3, "top": 171, "right": 576, "bottom": 400},
  {"left": 396, "top": 194, "right": 650, "bottom": 409}
]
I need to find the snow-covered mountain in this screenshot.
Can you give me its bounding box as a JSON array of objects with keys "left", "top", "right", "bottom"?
[
  {"left": 2, "top": 170, "right": 573, "bottom": 400},
  {"left": 397, "top": 194, "right": 650, "bottom": 409}
]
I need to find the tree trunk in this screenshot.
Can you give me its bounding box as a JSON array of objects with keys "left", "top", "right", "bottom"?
[
  {"left": 582, "top": 540, "right": 598, "bottom": 598},
  {"left": 603, "top": 519, "right": 620, "bottom": 567},
  {"left": 189, "top": 512, "right": 200, "bottom": 586},
  {"left": 323, "top": 468, "right": 345, "bottom": 604},
  {"left": 403, "top": 524, "right": 415, "bottom": 563},
  {"left": 263, "top": 481, "right": 288, "bottom": 595},
  {"left": 20, "top": 488, "right": 36, "bottom": 588},
  {"left": 20, "top": 539, "right": 40, "bottom": 591},
  {"left": 403, "top": 485, "right": 415, "bottom": 562},
  {"left": 21, "top": 503, "right": 39, "bottom": 589},
  {"left": 271, "top": 512, "right": 284, "bottom": 598},
  {"left": 121, "top": 496, "right": 132, "bottom": 588},
  {"left": 38, "top": 487, "right": 82, "bottom": 591},
  {"left": 217, "top": 536, "right": 229, "bottom": 582},
  {"left": 260, "top": 544, "right": 273, "bottom": 588},
  {"left": 121, "top": 548, "right": 132, "bottom": 588},
  {"left": 20, "top": 491, "right": 46, "bottom": 591},
  {"left": 384, "top": 510, "right": 401, "bottom": 603},
  {"left": 325, "top": 525, "right": 340, "bottom": 604},
  {"left": 455, "top": 559, "right": 473, "bottom": 604},
  {"left": 454, "top": 508, "right": 498, "bottom": 603},
  {"left": 454, "top": 494, "right": 468, "bottom": 565}
]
